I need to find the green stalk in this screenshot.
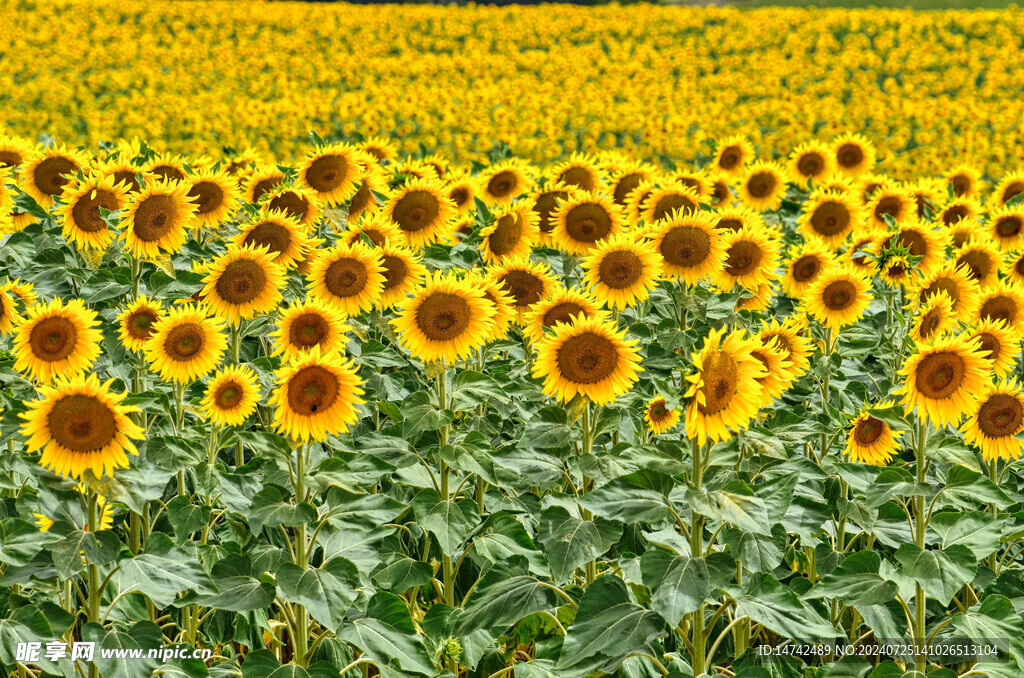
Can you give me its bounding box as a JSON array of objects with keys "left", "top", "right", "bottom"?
[
  {"left": 580, "top": 404, "right": 596, "bottom": 585},
  {"left": 690, "top": 440, "right": 706, "bottom": 676},
  {"left": 87, "top": 491, "right": 101, "bottom": 678},
  {"left": 988, "top": 458, "right": 999, "bottom": 572},
  {"left": 437, "top": 370, "right": 457, "bottom": 674},
  {"left": 292, "top": 442, "right": 310, "bottom": 666},
  {"left": 913, "top": 419, "right": 929, "bottom": 674},
  {"left": 231, "top": 323, "right": 244, "bottom": 466}
]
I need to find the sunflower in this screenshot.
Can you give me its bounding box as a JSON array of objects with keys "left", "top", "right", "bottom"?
[
  {"left": 531, "top": 185, "right": 575, "bottom": 244},
  {"left": 20, "top": 373, "right": 143, "bottom": 480},
  {"left": 937, "top": 197, "right": 982, "bottom": 230},
  {"left": 120, "top": 179, "right": 196, "bottom": 259},
  {"left": 13, "top": 298, "right": 102, "bottom": 383},
  {"left": 202, "top": 364, "right": 261, "bottom": 427},
  {"left": 4, "top": 278, "right": 38, "bottom": 308},
  {"left": 832, "top": 133, "right": 876, "bottom": 176},
  {"left": 271, "top": 347, "right": 365, "bottom": 442},
  {"left": 262, "top": 187, "right": 319, "bottom": 232},
  {"left": 714, "top": 206, "right": 763, "bottom": 233},
  {"left": 298, "top": 143, "right": 360, "bottom": 205},
  {"left": 481, "top": 201, "right": 539, "bottom": 264},
  {"left": 551, "top": 153, "right": 603, "bottom": 192},
  {"left": 977, "top": 281, "right": 1024, "bottom": 332},
  {"left": 22, "top": 145, "right": 86, "bottom": 208},
  {"left": 684, "top": 327, "right": 766, "bottom": 445},
  {"left": 306, "top": 242, "right": 385, "bottom": 317},
  {"left": 55, "top": 174, "right": 127, "bottom": 251},
  {"left": 145, "top": 304, "right": 228, "bottom": 384},
  {"left": 879, "top": 254, "right": 916, "bottom": 288},
  {"left": 642, "top": 183, "right": 700, "bottom": 223},
  {"left": 749, "top": 338, "right": 794, "bottom": 404},
  {"left": 462, "top": 271, "right": 515, "bottom": 344},
  {"left": 548, "top": 191, "right": 622, "bottom": 255},
  {"left": 385, "top": 179, "right": 457, "bottom": 249},
  {"left": 610, "top": 163, "right": 656, "bottom": 207},
  {"left": 581, "top": 235, "right": 662, "bottom": 310},
  {"left": 713, "top": 136, "right": 754, "bottom": 177},
  {"left": 623, "top": 180, "right": 657, "bottom": 227},
  {"left": 706, "top": 173, "right": 733, "bottom": 209},
  {"left": 99, "top": 156, "right": 144, "bottom": 194},
  {"left": 844, "top": 402, "right": 903, "bottom": 465},
  {"left": 522, "top": 286, "right": 602, "bottom": 345},
  {"left": 868, "top": 185, "right": 915, "bottom": 229},
  {"left": 650, "top": 216, "right": 721, "bottom": 287},
  {"left": 909, "top": 178, "right": 945, "bottom": 218},
  {"left": 116, "top": 296, "right": 165, "bottom": 352},
  {"left": 242, "top": 166, "right": 288, "bottom": 204},
  {"left": 488, "top": 257, "right": 560, "bottom": 324},
  {"left": 0, "top": 135, "right": 36, "bottom": 169},
  {"left": 270, "top": 298, "right": 351, "bottom": 361},
  {"left": 341, "top": 215, "right": 400, "bottom": 249},
  {"left": 782, "top": 241, "right": 836, "bottom": 298},
  {"left": 738, "top": 161, "right": 789, "bottom": 212},
  {"left": 843, "top": 230, "right": 882, "bottom": 273},
  {"left": 232, "top": 208, "right": 309, "bottom": 269},
  {"left": 891, "top": 220, "right": 947, "bottom": 274},
  {"left": 377, "top": 243, "right": 429, "bottom": 310},
  {"left": 360, "top": 136, "right": 398, "bottom": 162},
  {"left": 420, "top": 154, "right": 450, "bottom": 180},
  {"left": 717, "top": 226, "right": 781, "bottom": 293},
  {"left": 645, "top": 398, "right": 681, "bottom": 435},
  {"left": 0, "top": 287, "right": 22, "bottom": 336},
  {"left": 993, "top": 171, "right": 1024, "bottom": 208},
  {"left": 673, "top": 171, "right": 711, "bottom": 201},
  {"left": 756, "top": 317, "right": 815, "bottom": 380},
  {"left": 788, "top": 141, "right": 834, "bottom": 185},
  {"left": 392, "top": 271, "right": 495, "bottom": 363},
  {"left": 144, "top": 154, "right": 187, "bottom": 184},
  {"left": 988, "top": 206, "right": 1024, "bottom": 251},
  {"left": 799, "top": 190, "right": 863, "bottom": 248},
  {"left": 480, "top": 161, "right": 531, "bottom": 204},
  {"left": 201, "top": 244, "right": 287, "bottom": 325},
  {"left": 965, "top": 318, "right": 1019, "bottom": 378},
  {"left": 185, "top": 169, "right": 240, "bottom": 228},
  {"left": 1007, "top": 249, "right": 1024, "bottom": 286},
  {"left": 961, "top": 381, "right": 1024, "bottom": 462},
  {"left": 445, "top": 173, "right": 477, "bottom": 215},
  {"left": 532, "top": 314, "right": 641, "bottom": 406},
  {"left": 736, "top": 278, "right": 780, "bottom": 313},
  {"left": 953, "top": 239, "right": 1002, "bottom": 289},
  {"left": 911, "top": 291, "right": 955, "bottom": 343},
  {"left": 945, "top": 164, "right": 982, "bottom": 199},
  {"left": 347, "top": 163, "right": 389, "bottom": 223},
  {"left": 911, "top": 262, "right": 979, "bottom": 317},
  {"left": 222, "top": 147, "right": 261, "bottom": 178},
  {"left": 896, "top": 333, "right": 989, "bottom": 426},
  {"left": 804, "top": 264, "right": 873, "bottom": 332}
]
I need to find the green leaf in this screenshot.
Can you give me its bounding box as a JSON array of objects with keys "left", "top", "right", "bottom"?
[
  {"left": 248, "top": 486, "right": 318, "bottom": 535},
  {"left": 277, "top": 558, "right": 359, "bottom": 632},
  {"left": 579, "top": 472, "right": 672, "bottom": 524},
  {"left": 166, "top": 496, "right": 212, "bottom": 541},
  {"left": 412, "top": 488, "right": 479, "bottom": 554},
  {"left": 0, "top": 518, "right": 61, "bottom": 566},
  {"left": 950, "top": 595, "right": 1024, "bottom": 669},
  {"left": 685, "top": 486, "right": 771, "bottom": 535},
  {"left": 401, "top": 390, "right": 453, "bottom": 438},
  {"left": 537, "top": 505, "right": 622, "bottom": 583},
  {"left": 451, "top": 370, "right": 509, "bottom": 411},
  {"left": 640, "top": 548, "right": 735, "bottom": 626},
  {"left": 338, "top": 593, "right": 436, "bottom": 676},
  {"left": 371, "top": 555, "right": 434, "bottom": 593},
  {"left": 805, "top": 551, "right": 899, "bottom": 608},
  {"left": 929, "top": 511, "right": 1005, "bottom": 560},
  {"left": 183, "top": 576, "right": 276, "bottom": 612},
  {"left": 733, "top": 574, "right": 840, "bottom": 640},
  {"left": 115, "top": 534, "right": 217, "bottom": 608},
  {"left": 894, "top": 543, "right": 978, "bottom": 606},
  {"left": 941, "top": 465, "right": 1012, "bottom": 510},
  {"left": 81, "top": 621, "right": 162, "bottom": 678},
  {"left": 49, "top": 529, "right": 121, "bottom": 580},
  {"left": 458, "top": 566, "right": 559, "bottom": 636}
]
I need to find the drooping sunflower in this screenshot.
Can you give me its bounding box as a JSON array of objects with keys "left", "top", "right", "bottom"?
[
  {"left": 201, "top": 244, "right": 287, "bottom": 325},
  {"left": 748, "top": 337, "right": 794, "bottom": 404},
  {"left": 144, "top": 304, "right": 228, "bottom": 384},
  {"left": 844, "top": 402, "right": 903, "bottom": 465},
  {"left": 910, "top": 291, "right": 955, "bottom": 343},
  {"left": 736, "top": 277, "right": 780, "bottom": 313},
  {"left": 385, "top": 179, "right": 458, "bottom": 249},
  {"left": 0, "top": 287, "right": 22, "bottom": 336},
  {"left": 270, "top": 298, "right": 351, "bottom": 361},
  {"left": 201, "top": 364, "right": 261, "bottom": 427},
  {"left": 20, "top": 373, "right": 143, "bottom": 479},
  {"left": 645, "top": 397, "right": 681, "bottom": 435},
  {"left": 550, "top": 192, "right": 623, "bottom": 255},
  {"left": 713, "top": 136, "right": 754, "bottom": 177},
  {"left": 22, "top": 145, "right": 87, "bottom": 208},
  {"left": 993, "top": 171, "right": 1024, "bottom": 208},
  {"left": 185, "top": 168, "right": 240, "bottom": 229},
  {"left": 306, "top": 242, "right": 386, "bottom": 317},
  {"left": 232, "top": 208, "right": 309, "bottom": 269},
  {"left": 896, "top": 333, "right": 989, "bottom": 426},
  {"left": 53, "top": 174, "right": 126, "bottom": 251},
  {"left": 651, "top": 210, "right": 725, "bottom": 285},
  {"left": 937, "top": 197, "right": 982, "bottom": 230},
  {"left": 581, "top": 234, "right": 662, "bottom": 310},
  {"left": 738, "top": 161, "right": 789, "bottom": 212},
  {"left": 271, "top": 347, "right": 365, "bottom": 442},
  {"left": 642, "top": 183, "right": 700, "bottom": 223},
  {"left": 0, "top": 135, "right": 36, "bottom": 169},
  {"left": 717, "top": 226, "right": 781, "bottom": 293},
  {"left": 3, "top": 278, "right": 38, "bottom": 308},
  {"left": 116, "top": 296, "right": 165, "bottom": 353},
  {"left": 550, "top": 153, "right": 604, "bottom": 192},
  {"left": 804, "top": 264, "right": 873, "bottom": 332},
  {"left": 988, "top": 206, "right": 1024, "bottom": 251},
  {"left": 868, "top": 185, "right": 915, "bottom": 229},
  {"left": 481, "top": 201, "right": 539, "bottom": 264},
  {"left": 799, "top": 190, "right": 864, "bottom": 248},
  {"left": 832, "top": 133, "right": 876, "bottom": 176},
  {"left": 961, "top": 381, "right": 1024, "bottom": 462},
  {"left": 756, "top": 317, "right": 815, "bottom": 380},
  {"left": 298, "top": 143, "right": 362, "bottom": 206},
  {"left": 782, "top": 241, "right": 836, "bottom": 298},
  {"left": 945, "top": 164, "right": 982, "bottom": 199},
  {"left": 610, "top": 163, "right": 656, "bottom": 207},
  {"left": 788, "top": 141, "right": 834, "bottom": 185},
  {"left": 532, "top": 314, "right": 641, "bottom": 406},
  {"left": 341, "top": 214, "right": 402, "bottom": 249},
  {"left": 242, "top": 165, "right": 288, "bottom": 204},
  {"left": 965, "top": 318, "right": 1019, "bottom": 378},
  {"left": 977, "top": 281, "right": 1024, "bottom": 332},
  {"left": 13, "top": 298, "right": 102, "bottom": 383},
  {"left": 522, "top": 286, "right": 603, "bottom": 345},
  {"left": 392, "top": 271, "right": 495, "bottom": 363},
  {"left": 480, "top": 161, "right": 531, "bottom": 204},
  {"left": 891, "top": 219, "right": 947, "bottom": 274},
  {"left": 684, "top": 327, "right": 766, "bottom": 445},
  {"left": 120, "top": 179, "right": 196, "bottom": 259},
  {"left": 913, "top": 262, "right": 981, "bottom": 317},
  {"left": 954, "top": 239, "right": 1003, "bottom": 289}
]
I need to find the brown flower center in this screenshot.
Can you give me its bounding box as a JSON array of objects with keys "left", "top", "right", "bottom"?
[
  {"left": 996, "top": 216, "right": 1022, "bottom": 239},
  {"left": 558, "top": 166, "right": 596, "bottom": 192},
  {"left": 214, "top": 381, "right": 244, "bottom": 410},
  {"left": 487, "top": 170, "right": 518, "bottom": 199},
  {"left": 286, "top": 365, "right": 338, "bottom": 415},
  {"left": 978, "top": 393, "right": 1024, "bottom": 438},
  {"left": 598, "top": 250, "right": 642, "bottom": 289},
  {"left": 305, "top": 155, "right": 349, "bottom": 193},
  {"left": 792, "top": 255, "right": 821, "bottom": 283},
  {"left": 269, "top": 191, "right": 310, "bottom": 222},
  {"left": 393, "top": 190, "right": 441, "bottom": 232},
  {"left": 836, "top": 143, "right": 864, "bottom": 168},
  {"left": 542, "top": 302, "right": 588, "bottom": 328},
  {"left": 132, "top": 194, "right": 178, "bottom": 242},
  {"left": 718, "top": 147, "right": 741, "bottom": 170},
  {"left": 164, "top": 323, "right": 205, "bottom": 360},
  {"left": 215, "top": 258, "right": 267, "bottom": 305},
  {"left": 381, "top": 254, "right": 408, "bottom": 291},
  {"left": 823, "top": 280, "right": 857, "bottom": 310},
  {"left": 980, "top": 296, "right": 1018, "bottom": 326},
  {"left": 613, "top": 173, "right": 643, "bottom": 206},
  {"left": 555, "top": 332, "right": 618, "bottom": 384},
  {"left": 564, "top": 203, "right": 612, "bottom": 243},
  {"left": 697, "top": 350, "right": 738, "bottom": 415},
  {"left": 71, "top": 188, "right": 119, "bottom": 234},
  {"left": 500, "top": 270, "right": 545, "bottom": 309},
  {"left": 243, "top": 221, "right": 292, "bottom": 257},
  {"left": 415, "top": 292, "right": 471, "bottom": 341},
  {"left": 188, "top": 181, "right": 224, "bottom": 216},
  {"left": 797, "top": 152, "right": 825, "bottom": 177},
  {"left": 34, "top": 156, "right": 78, "bottom": 197},
  {"left": 488, "top": 212, "right": 524, "bottom": 257},
  {"left": 746, "top": 171, "right": 777, "bottom": 199},
  {"left": 289, "top": 313, "right": 329, "bottom": 348},
  {"left": 853, "top": 415, "right": 885, "bottom": 445},
  {"left": 47, "top": 394, "right": 116, "bottom": 452},
  {"left": 914, "top": 351, "right": 965, "bottom": 399},
  {"left": 251, "top": 174, "right": 285, "bottom": 203},
  {"left": 651, "top": 193, "right": 697, "bottom": 221},
  {"left": 725, "top": 240, "right": 763, "bottom": 277},
  {"left": 151, "top": 165, "right": 185, "bottom": 183},
  {"left": 534, "top": 190, "right": 568, "bottom": 234},
  {"left": 661, "top": 225, "right": 710, "bottom": 268},
  {"left": 810, "top": 201, "right": 850, "bottom": 236},
  {"left": 325, "top": 256, "right": 368, "bottom": 298},
  {"left": 30, "top": 316, "right": 78, "bottom": 360},
  {"left": 126, "top": 309, "right": 158, "bottom": 341}
]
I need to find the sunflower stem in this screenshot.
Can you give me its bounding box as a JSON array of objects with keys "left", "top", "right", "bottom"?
[
  {"left": 819, "top": 326, "right": 833, "bottom": 459},
  {"left": 988, "top": 458, "right": 999, "bottom": 572},
  {"left": 130, "top": 254, "right": 141, "bottom": 300},
  {"left": 913, "top": 417, "right": 929, "bottom": 674},
  {"left": 291, "top": 442, "right": 310, "bottom": 666},
  {"left": 690, "top": 438, "right": 706, "bottom": 676},
  {"left": 580, "top": 403, "right": 597, "bottom": 586},
  {"left": 436, "top": 370, "right": 457, "bottom": 615}
]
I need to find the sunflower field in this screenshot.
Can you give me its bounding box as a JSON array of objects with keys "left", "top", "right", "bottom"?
[{"left": 5, "top": 2, "right": 1024, "bottom": 678}]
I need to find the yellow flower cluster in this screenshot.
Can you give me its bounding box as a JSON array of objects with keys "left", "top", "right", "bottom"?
[{"left": 2, "top": 1, "right": 1024, "bottom": 177}]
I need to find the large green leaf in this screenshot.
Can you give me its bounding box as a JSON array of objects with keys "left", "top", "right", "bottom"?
[
  {"left": 640, "top": 547, "right": 734, "bottom": 626},
  {"left": 457, "top": 564, "right": 559, "bottom": 635},
  {"left": 81, "top": 621, "right": 162, "bottom": 678},
  {"left": 894, "top": 543, "right": 978, "bottom": 606},
  {"left": 115, "top": 534, "right": 217, "bottom": 608},
  {"left": 929, "top": 511, "right": 1005, "bottom": 560},
  {"left": 411, "top": 488, "right": 479, "bottom": 554},
  {"left": 733, "top": 574, "right": 840, "bottom": 641},
  {"left": 277, "top": 558, "right": 359, "bottom": 632},
  {"left": 805, "top": 551, "right": 898, "bottom": 608},
  {"left": 578, "top": 473, "right": 672, "bottom": 524},
  {"left": 338, "top": 592, "right": 436, "bottom": 676},
  {"left": 685, "top": 486, "right": 771, "bottom": 535},
  {"left": 536, "top": 505, "right": 622, "bottom": 583},
  {"left": 950, "top": 595, "right": 1024, "bottom": 669}
]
